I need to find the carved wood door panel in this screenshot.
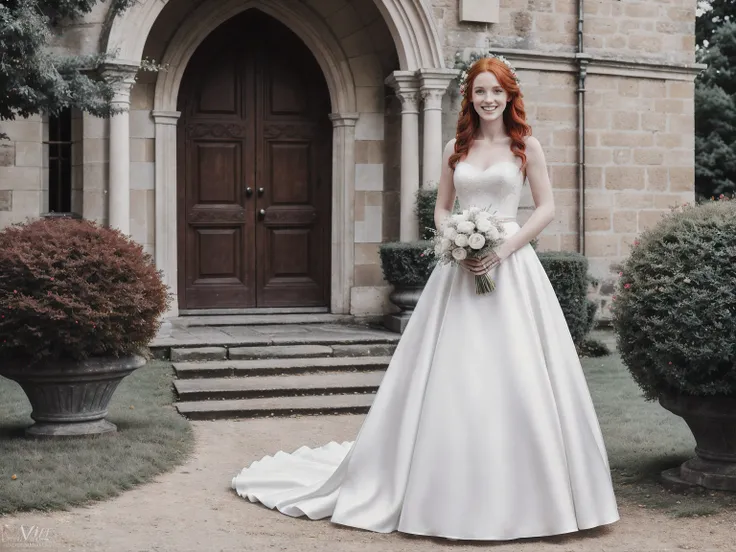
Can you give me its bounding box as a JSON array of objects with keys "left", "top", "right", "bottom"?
[{"left": 177, "top": 12, "right": 331, "bottom": 310}]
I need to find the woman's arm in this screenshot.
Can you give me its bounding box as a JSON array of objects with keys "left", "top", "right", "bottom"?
[
  {"left": 433, "top": 139, "right": 457, "bottom": 231},
  {"left": 495, "top": 135, "right": 555, "bottom": 260}
]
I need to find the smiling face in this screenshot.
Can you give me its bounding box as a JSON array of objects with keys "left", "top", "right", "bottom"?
[{"left": 471, "top": 71, "right": 510, "bottom": 123}]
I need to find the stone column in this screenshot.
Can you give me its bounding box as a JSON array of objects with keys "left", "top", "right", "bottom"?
[
  {"left": 328, "top": 112, "right": 360, "bottom": 314},
  {"left": 104, "top": 64, "right": 138, "bottom": 235},
  {"left": 152, "top": 110, "right": 181, "bottom": 318},
  {"left": 386, "top": 71, "right": 420, "bottom": 242},
  {"left": 418, "top": 69, "right": 457, "bottom": 190}
]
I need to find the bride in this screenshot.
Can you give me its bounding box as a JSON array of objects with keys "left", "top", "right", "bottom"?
[{"left": 231, "top": 54, "right": 620, "bottom": 541}]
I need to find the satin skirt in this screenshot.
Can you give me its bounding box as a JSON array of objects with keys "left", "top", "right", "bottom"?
[{"left": 232, "top": 225, "right": 620, "bottom": 541}]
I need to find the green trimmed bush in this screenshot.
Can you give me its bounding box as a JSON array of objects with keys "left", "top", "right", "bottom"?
[
  {"left": 612, "top": 199, "right": 736, "bottom": 400},
  {"left": 379, "top": 241, "right": 435, "bottom": 287},
  {"left": 537, "top": 251, "right": 596, "bottom": 348}
]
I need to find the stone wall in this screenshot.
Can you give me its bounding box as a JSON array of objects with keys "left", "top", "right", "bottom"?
[
  {"left": 0, "top": 0, "right": 697, "bottom": 320},
  {"left": 431, "top": 0, "right": 695, "bottom": 66},
  {"left": 127, "top": 76, "right": 157, "bottom": 258},
  {"left": 0, "top": 117, "right": 47, "bottom": 227},
  {"left": 429, "top": 0, "right": 697, "bottom": 320},
  {"left": 583, "top": 75, "right": 695, "bottom": 317}
]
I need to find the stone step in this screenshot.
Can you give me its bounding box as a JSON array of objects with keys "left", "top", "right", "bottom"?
[
  {"left": 173, "top": 355, "right": 392, "bottom": 379},
  {"left": 228, "top": 344, "right": 333, "bottom": 360},
  {"left": 172, "top": 314, "right": 352, "bottom": 327},
  {"left": 330, "top": 343, "right": 397, "bottom": 357},
  {"left": 174, "top": 371, "right": 385, "bottom": 401},
  {"left": 177, "top": 307, "right": 329, "bottom": 316},
  {"left": 226, "top": 343, "right": 397, "bottom": 360},
  {"left": 176, "top": 393, "right": 376, "bottom": 420},
  {"left": 170, "top": 347, "right": 228, "bottom": 362},
  {"left": 151, "top": 325, "right": 400, "bottom": 357}
]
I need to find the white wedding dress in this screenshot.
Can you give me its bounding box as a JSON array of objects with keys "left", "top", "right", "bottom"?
[{"left": 231, "top": 160, "right": 620, "bottom": 541}]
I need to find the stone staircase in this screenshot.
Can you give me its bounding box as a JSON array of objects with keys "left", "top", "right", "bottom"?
[{"left": 151, "top": 316, "right": 399, "bottom": 420}]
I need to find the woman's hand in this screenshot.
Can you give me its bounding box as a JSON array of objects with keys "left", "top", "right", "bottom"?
[{"left": 460, "top": 250, "right": 507, "bottom": 275}]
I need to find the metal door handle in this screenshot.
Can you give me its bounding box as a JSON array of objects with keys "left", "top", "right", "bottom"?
[
  {"left": 245, "top": 187, "right": 253, "bottom": 196},
  {"left": 258, "top": 187, "right": 265, "bottom": 195},
  {"left": 259, "top": 209, "right": 266, "bottom": 217}
]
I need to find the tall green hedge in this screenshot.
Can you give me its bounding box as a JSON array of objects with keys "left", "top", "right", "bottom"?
[
  {"left": 416, "top": 189, "right": 438, "bottom": 240},
  {"left": 537, "top": 251, "right": 597, "bottom": 347},
  {"left": 416, "top": 188, "right": 461, "bottom": 240}
]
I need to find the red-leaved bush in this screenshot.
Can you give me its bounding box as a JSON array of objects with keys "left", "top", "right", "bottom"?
[{"left": 0, "top": 218, "right": 170, "bottom": 366}]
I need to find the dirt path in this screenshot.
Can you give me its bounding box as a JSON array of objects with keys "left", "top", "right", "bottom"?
[{"left": 2, "top": 415, "right": 734, "bottom": 552}]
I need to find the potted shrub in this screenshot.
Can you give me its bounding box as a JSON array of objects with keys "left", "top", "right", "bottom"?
[
  {"left": 379, "top": 241, "right": 435, "bottom": 332},
  {"left": 612, "top": 198, "right": 736, "bottom": 491},
  {"left": 379, "top": 189, "right": 441, "bottom": 333},
  {"left": 0, "top": 218, "right": 169, "bottom": 438}
]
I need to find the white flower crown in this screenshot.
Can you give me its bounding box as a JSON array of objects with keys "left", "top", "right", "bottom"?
[{"left": 455, "top": 51, "right": 520, "bottom": 96}]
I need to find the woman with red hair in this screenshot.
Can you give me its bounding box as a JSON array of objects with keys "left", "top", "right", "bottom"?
[{"left": 232, "top": 55, "right": 619, "bottom": 542}]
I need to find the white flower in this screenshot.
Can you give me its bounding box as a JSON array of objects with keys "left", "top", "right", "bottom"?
[
  {"left": 451, "top": 213, "right": 465, "bottom": 224},
  {"left": 469, "top": 206, "right": 481, "bottom": 216},
  {"left": 434, "top": 244, "right": 443, "bottom": 256},
  {"left": 476, "top": 219, "right": 492, "bottom": 232},
  {"left": 454, "top": 234, "right": 469, "bottom": 247},
  {"left": 476, "top": 210, "right": 491, "bottom": 220},
  {"left": 468, "top": 233, "right": 486, "bottom": 250},
  {"left": 485, "top": 226, "right": 501, "bottom": 241},
  {"left": 440, "top": 238, "right": 453, "bottom": 252},
  {"left": 457, "top": 220, "right": 476, "bottom": 234},
  {"left": 443, "top": 227, "right": 458, "bottom": 240},
  {"left": 451, "top": 247, "right": 467, "bottom": 261}
]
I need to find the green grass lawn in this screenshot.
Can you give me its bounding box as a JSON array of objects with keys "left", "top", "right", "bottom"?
[
  {"left": 586, "top": 354, "right": 736, "bottom": 517},
  {"left": 0, "top": 361, "right": 194, "bottom": 515}
]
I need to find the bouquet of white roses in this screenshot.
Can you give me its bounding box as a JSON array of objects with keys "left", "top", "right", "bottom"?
[{"left": 426, "top": 206, "right": 507, "bottom": 294}]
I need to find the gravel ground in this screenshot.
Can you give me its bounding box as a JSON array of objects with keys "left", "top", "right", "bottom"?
[{"left": 1, "top": 415, "right": 735, "bottom": 552}]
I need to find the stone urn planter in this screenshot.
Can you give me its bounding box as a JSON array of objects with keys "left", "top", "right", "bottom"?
[
  {"left": 0, "top": 355, "right": 146, "bottom": 437},
  {"left": 384, "top": 286, "right": 425, "bottom": 333},
  {"left": 611, "top": 199, "right": 736, "bottom": 493},
  {"left": 659, "top": 394, "right": 736, "bottom": 491},
  {"left": 378, "top": 241, "right": 434, "bottom": 334},
  {"left": 0, "top": 217, "right": 169, "bottom": 439}
]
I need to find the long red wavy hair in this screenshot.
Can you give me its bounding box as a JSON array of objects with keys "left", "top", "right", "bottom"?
[{"left": 449, "top": 57, "right": 532, "bottom": 171}]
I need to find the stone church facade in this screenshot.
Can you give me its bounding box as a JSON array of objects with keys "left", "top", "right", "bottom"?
[{"left": 0, "top": 0, "right": 698, "bottom": 320}]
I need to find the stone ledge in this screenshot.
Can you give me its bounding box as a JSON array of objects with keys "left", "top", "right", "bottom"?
[{"left": 459, "top": 47, "right": 705, "bottom": 81}]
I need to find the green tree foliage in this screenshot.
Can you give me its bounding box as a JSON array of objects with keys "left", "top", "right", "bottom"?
[
  {"left": 0, "top": 0, "right": 136, "bottom": 138},
  {"left": 697, "top": 0, "right": 734, "bottom": 50},
  {"left": 695, "top": 3, "right": 736, "bottom": 199}
]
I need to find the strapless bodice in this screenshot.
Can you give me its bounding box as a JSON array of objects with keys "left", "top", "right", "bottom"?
[{"left": 453, "top": 161, "right": 524, "bottom": 221}]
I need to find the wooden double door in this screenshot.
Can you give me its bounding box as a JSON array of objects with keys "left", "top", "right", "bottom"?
[{"left": 177, "top": 11, "right": 332, "bottom": 310}]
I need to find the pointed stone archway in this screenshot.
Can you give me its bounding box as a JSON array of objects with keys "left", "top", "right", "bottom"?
[
  {"left": 102, "top": 0, "right": 448, "bottom": 317},
  {"left": 148, "top": 0, "right": 361, "bottom": 316},
  {"left": 104, "top": 0, "right": 444, "bottom": 73}
]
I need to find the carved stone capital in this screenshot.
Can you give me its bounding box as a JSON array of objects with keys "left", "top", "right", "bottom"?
[
  {"left": 101, "top": 62, "right": 139, "bottom": 106},
  {"left": 385, "top": 70, "right": 421, "bottom": 115},
  {"left": 396, "top": 90, "right": 421, "bottom": 113},
  {"left": 420, "top": 88, "right": 445, "bottom": 110}
]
